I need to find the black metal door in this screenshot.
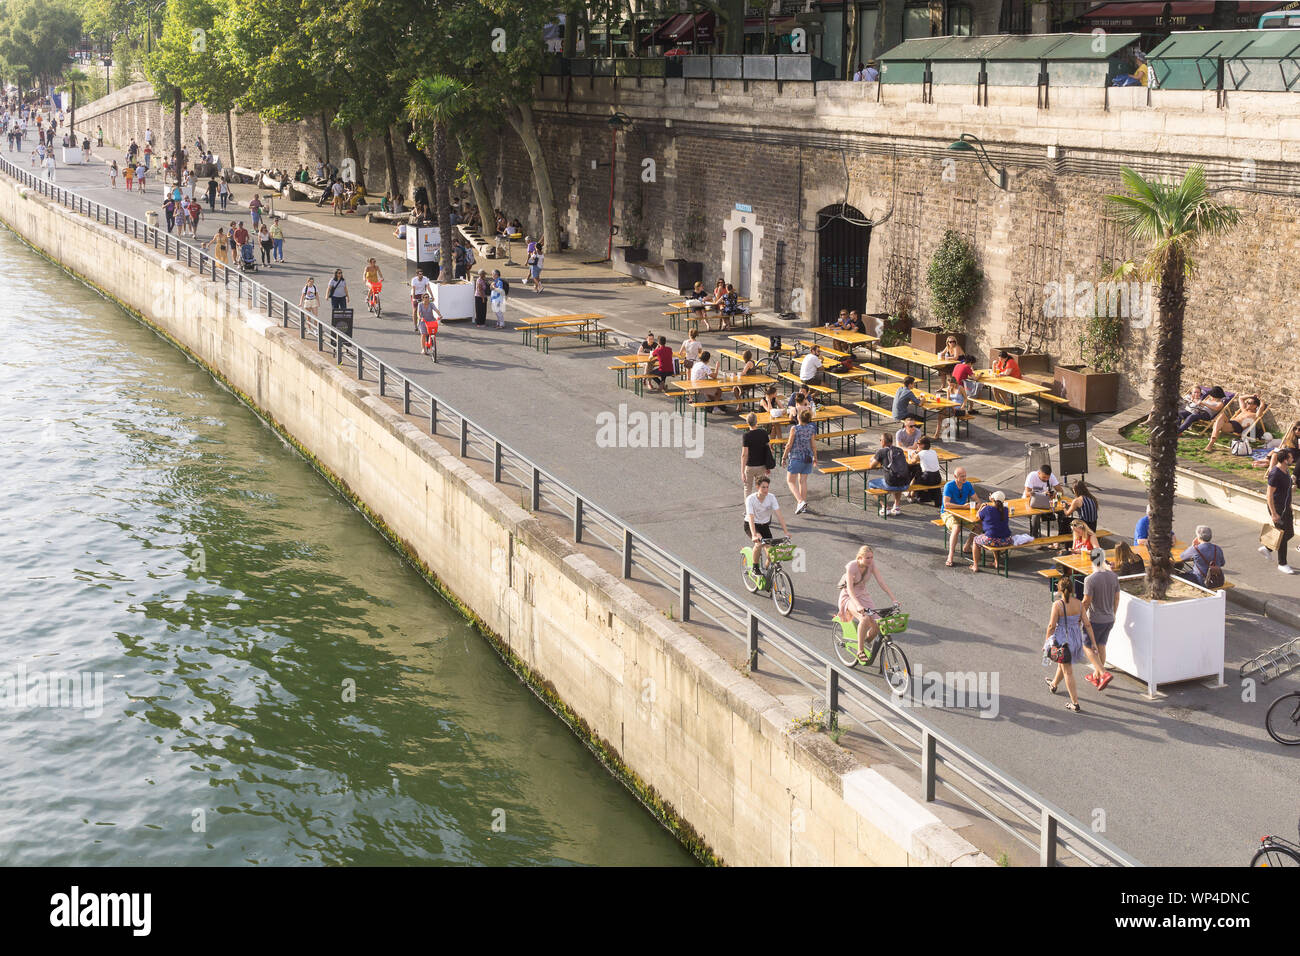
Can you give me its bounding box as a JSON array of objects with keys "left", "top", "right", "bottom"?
[{"left": 816, "top": 205, "right": 870, "bottom": 324}]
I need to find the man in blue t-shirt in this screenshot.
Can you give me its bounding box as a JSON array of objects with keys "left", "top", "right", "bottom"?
[
  {"left": 1133, "top": 506, "right": 1150, "bottom": 547},
  {"left": 940, "top": 466, "right": 979, "bottom": 567}
]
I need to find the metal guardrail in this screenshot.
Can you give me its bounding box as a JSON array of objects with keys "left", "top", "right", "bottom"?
[{"left": 2, "top": 156, "right": 1140, "bottom": 867}]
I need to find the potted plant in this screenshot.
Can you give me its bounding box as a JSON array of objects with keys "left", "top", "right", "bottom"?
[
  {"left": 1053, "top": 265, "right": 1126, "bottom": 414},
  {"left": 1095, "top": 165, "right": 1238, "bottom": 691},
  {"left": 916, "top": 230, "right": 981, "bottom": 353}
]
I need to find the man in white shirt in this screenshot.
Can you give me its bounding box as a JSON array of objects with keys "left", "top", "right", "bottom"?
[
  {"left": 409, "top": 268, "right": 432, "bottom": 326},
  {"left": 690, "top": 349, "right": 722, "bottom": 402},
  {"left": 1023, "top": 463, "right": 1062, "bottom": 537},
  {"left": 799, "top": 345, "right": 824, "bottom": 386},
  {"left": 745, "top": 476, "right": 791, "bottom": 574},
  {"left": 144, "top": 127, "right": 153, "bottom": 147}
]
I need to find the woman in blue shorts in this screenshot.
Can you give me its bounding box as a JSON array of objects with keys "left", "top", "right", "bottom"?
[{"left": 784, "top": 408, "right": 817, "bottom": 515}]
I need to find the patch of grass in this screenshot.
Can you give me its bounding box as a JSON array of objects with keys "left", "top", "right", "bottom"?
[
  {"left": 1122, "top": 424, "right": 1269, "bottom": 487},
  {"left": 997, "top": 851, "right": 1010, "bottom": 867}
]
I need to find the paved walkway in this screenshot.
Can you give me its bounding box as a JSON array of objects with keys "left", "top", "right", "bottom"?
[{"left": 31, "top": 144, "right": 1300, "bottom": 865}]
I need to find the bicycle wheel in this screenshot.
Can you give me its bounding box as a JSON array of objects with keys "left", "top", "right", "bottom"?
[
  {"left": 1266, "top": 692, "right": 1300, "bottom": 745},
  {"left": 881, "top": 642, "right": 911, "bottom": 695},
  {"left": 831, "top": 619, "right": 860, "bottom": 667},
  {"left": 374, "top": 295, "right": 381, "bottom": 318},
  {"left": 741, "top": 553, "right": 760, "bottom": 593},
  {"left": 1252, "top": 843, "right": 1300, "bottom": 866},
  {"left": 771, "top": 569, "right": 794, "bottom": 616}
]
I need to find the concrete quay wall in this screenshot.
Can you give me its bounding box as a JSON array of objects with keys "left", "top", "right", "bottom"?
[{"left": 0, "top": 174, "right": 991, "bottom": 867}]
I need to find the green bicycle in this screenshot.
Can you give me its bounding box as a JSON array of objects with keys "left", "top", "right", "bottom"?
[
  {"left": 830, "top": 604, "right": 912, "bottom": 694},
  {"left": 740, "top": 537, "right": 796, "bottom": 616}
]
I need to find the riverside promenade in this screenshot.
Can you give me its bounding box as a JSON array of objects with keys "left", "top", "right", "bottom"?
[{"left": 29, "top": 144, "right": 1300, "bottom": 865}]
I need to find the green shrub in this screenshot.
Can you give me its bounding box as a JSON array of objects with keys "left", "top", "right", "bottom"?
[{"left": 925, "top": 230, "right": 983, "bottom": 333}]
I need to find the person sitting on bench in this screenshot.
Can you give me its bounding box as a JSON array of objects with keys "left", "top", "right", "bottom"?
[
  {"left": 912, "top": 436, "right": 942, "bottom": 507},
  {"left": 892, "top": 376, "right": 925, "bottom": 425},
  {"left": 1177, "top": 525, "right": 1227, "bottom": 587},
  {"left": 799, "top": 345, "right": 825, "bottom": 387},
  {"left": 941, "top": 467, "right": 980, "bottom": 566},
  {"left": 690, "top": 350, "right": 722, "bottom": 402},
  {"left": 867, "top": 433, "right": 912, "bottom": 517},
  {"left": 993, "top": 350, "right": 1022, "bottom": 378},
  {"left": 970, "top": 491, "right": 1014, "bottom": 573},
  {"left": 1024, "top": 463, "right": 1063, "bottom": 538},
  {"left": 649, "top": 335, "right": 675, "bottom": 392}
]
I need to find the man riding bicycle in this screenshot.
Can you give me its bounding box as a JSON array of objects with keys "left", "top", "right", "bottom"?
[
  {"left": 364, "top": 257, "right": 383, "bottom": 311},
  {"left": 745, "top": 476, "right": 791, "bottom": 575},
  {"left": 410, "top": 268, "right": 432, "bottom": 327}
]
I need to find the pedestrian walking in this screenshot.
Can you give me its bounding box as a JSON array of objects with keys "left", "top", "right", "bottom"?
[
  {"left": 217, "top": 178, "right": 230, "bottom": 210},
  {"left": 299, "top": 277, "right": 320, "bottom": 318},
  {"left": 528, "top": 242, "right": 544, "bottom": 293},
  {"left": 327, "top": 269, "right": 348, "bottom": 313},
  {"left": 42, "top": 152, "right": 55, "bottom": 181},
  {"left": 109, "top": 160, "right": 118, "bottom": 188},
  {"left": 258, "top": 223, "right": 273, "bottom": 266},
  {"left": 473, "top": 269, "right": 488, "bottom": 326},
  {"left": 1043, "top": 575, "right": 1105, "bottom": 713},
  {"left": 1080, "top": 547, "right": 1119, "bottom": 690},
  {"left": 203, "top": 227, "right": 230, "bottom": 270},
  {"left": 206, "top": 176, "right": 218, "bottom": 211},
  {"left": 249, "top": 194, "right": 263, "bottom": 228},
  {"left": 1262, "top": 447, "right": 1298, "bottom": 574},
  {"left": 490, "top": 270, "right": 507, "bottom": 328},
  {"left": 270, "top": 220, "right": 285, "bottom": 262},
  {"left": 163, "top": 197, "right": 176, "bottom": 233}
]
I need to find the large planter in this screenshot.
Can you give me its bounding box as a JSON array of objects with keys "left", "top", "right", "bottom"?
[
  {"left": 430, "top": 281, "right": 474, "bottom": 321},
  {"left": 61, "top": 148, "right": 83, "bottom": 165},
  {"left": 911, "top": 326, "right": 963, "bottom": 354},
  {"left": 1107, "top": 576, "right": 1226, "bottom": 698},
  {"left": 1054, "top": 364, "right": 1119, "bottom": 414},
  {"left": 866, "top": 312, "right": 901, "bottom": 340}
]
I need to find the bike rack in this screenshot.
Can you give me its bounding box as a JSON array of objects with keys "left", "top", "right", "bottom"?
[{"left": 1241, "top": 636, "right": 1300, "bottom": 685}]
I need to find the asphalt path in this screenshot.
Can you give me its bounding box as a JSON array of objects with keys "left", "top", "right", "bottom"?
[{"left": 28, "top": 147, "right": 1300, "bottom": 866}]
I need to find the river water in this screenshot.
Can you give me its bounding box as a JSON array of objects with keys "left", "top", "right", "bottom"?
[{"left": 0, "top": 227, "right": 692, "bottom": 866}]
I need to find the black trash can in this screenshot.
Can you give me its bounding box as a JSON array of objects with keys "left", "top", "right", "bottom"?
[{"left": 331, "top": 307, "right": 353, "bottom": 339}]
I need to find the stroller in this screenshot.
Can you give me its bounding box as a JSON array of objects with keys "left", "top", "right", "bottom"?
[{"left": 239, "top": 241, "right": 257, "bottom": 273}]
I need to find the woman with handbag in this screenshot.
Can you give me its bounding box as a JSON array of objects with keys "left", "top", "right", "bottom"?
[
  {"left": 1044, "top": 575, "right": 1103, "bottom": 712},
  {"left": 1261, "top": 448, "right": 1297, "bottom": 574}
]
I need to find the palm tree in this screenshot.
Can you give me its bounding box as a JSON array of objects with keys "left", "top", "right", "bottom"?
[
  {"left": 1106, "top": 165, "right": 1239, "bottom": 599},
  {"left": 404, "top": 75, "right": 465, "bottom": 285},
  {"left": 63, "top": 67, "right": 88, "bottom": 135}
]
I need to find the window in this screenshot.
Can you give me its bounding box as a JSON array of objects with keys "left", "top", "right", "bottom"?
[
  {"left": 903, "top": 5, "right": 937, "bottom": 40},
  {"left": 947, "top": 3, "right": 972, "bottom": 36}
]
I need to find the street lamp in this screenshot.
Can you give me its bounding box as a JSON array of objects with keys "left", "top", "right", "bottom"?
[
  {"left": 946, "top": 133, "right": 1007, "bottom": 190},
  {"left": 603, "top": 111, "right": 630, "bottom": 262}
]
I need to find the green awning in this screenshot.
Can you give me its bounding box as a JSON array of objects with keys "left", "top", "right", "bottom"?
[
  {"left": 878, "top": 32, "right": 1141, "bottom": 86},
  {"left": 1149, "top": 29, "right": 1300, "bottom": 90}
]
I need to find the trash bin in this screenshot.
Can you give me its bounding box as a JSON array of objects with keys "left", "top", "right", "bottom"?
[
  {"left": 1025, "top": 441, "right": 1051, "bottom": 476},
  {"left": 144, "top": 210, "right": 159, "bottom": 235}
]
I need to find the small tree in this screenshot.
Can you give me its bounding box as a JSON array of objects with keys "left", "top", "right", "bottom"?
[{"left": 926, "top": 230, "right": 983, "bottom": 333}]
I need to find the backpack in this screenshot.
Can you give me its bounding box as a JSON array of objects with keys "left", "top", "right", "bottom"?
[
  {"left": 1197, "top": 545, "right": 1225, "bottom": 589},
  {"left": 500, "top": 278, "right": 510, "bottom": 296},
  {"left": 885, "top": 446, "right": 910, "bottom": 486}
]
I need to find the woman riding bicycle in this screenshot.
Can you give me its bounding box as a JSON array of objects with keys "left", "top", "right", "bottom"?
[
  {"left": 838, "top": 545, "right": 898, "bottom": 663},
  {"left": 364, "top": 257, "right": 383, "bottom": 309}
]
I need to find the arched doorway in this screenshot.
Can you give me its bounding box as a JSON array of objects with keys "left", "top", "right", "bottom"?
[
  {"left": 816, "top": 204, "right": 870, "bottom": 324},
  {"left": 733, "top": 227, "right": 753, "bottom": 299}
]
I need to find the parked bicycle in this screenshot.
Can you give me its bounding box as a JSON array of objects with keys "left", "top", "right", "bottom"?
[
  {"left": 1251, "top": 817, "right": 1300, "bottom": 866},
  {"left": 1266, "top": 689, "right": 1300, "bottom": 745},
  {"left": 830, "top": 604, "right": 912, "bottom": 695},
  {"left": 740, "top": 536, "right": 796, "bottom": 616}
]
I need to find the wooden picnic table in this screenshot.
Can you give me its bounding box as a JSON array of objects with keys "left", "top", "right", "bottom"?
[
  {"left": 517, "top": 312, "right": 603, "bottom": 347},
  {"left": 864, "top": 379, "right": 961, "bottom": 413},
  {"left": 877, "top": 344, "right": 958, "bottom": 388},
  {"left": 942, "top": 495, "right": 1061, "bottom": 528},
  {"left": 732, "top": 405, "right": 854, "bottom": 431},
  {"left": 808, "top": 326, "right": 880, "bottom": 349},
  {"left": 974, "top": 370, "right": 1050, "bottom": 397},
  {"left": 831, "top": 449, "right": 964, "bottom": 508},
  {"left": 1052, "top": 541, "right": 1186, "bottom": 577},
  {"left": 667, "top": 297, "right": 750, "bottom": 331},
  {"left": 610, "top": 352, "right": 683, "bottom": 390},
  {"left": 729, "top": 333, "right": 795, "bottom": 357}
]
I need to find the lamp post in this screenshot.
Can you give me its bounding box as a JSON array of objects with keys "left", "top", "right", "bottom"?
[
  {"left": 604, "top": 111, "right": 630, "bottom": 262},
  {"left": 946, "top": 133, "right": 1008, "bottom": 190}
]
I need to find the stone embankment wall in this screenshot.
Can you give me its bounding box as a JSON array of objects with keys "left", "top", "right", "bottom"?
[{"left": 0, "top": 170, "right": 992, "bottom": 867}]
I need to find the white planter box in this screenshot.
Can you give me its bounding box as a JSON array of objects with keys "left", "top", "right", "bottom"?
[
  {"left": 61, "top": 148, "right": 83, "bottom": 165},
  {"left": 1107, "top": 575, "right": 1226, "bottom": 698},
  {"left": 430, "top": 280, "right": 474, "bottom": 320}
]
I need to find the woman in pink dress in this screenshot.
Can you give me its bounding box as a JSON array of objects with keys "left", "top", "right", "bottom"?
[{"left": 837, "top": 545, "right": 898, "bottom": 662}]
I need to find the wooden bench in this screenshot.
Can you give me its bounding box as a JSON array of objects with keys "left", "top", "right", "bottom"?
[
  {"left": 820, "top": 465, "right": 851, "bottom": 497},
  {"left": 1032, "top": 392, "right": 1071, "bottom": 423},
  {"left": 824, "top": 368, "right": 873, "bottom": 403},
  {"left": 688, "top": 395, "right": 763, "bottom": 426},
  {"left": 798, "top": 340, "right": 850, "bottom": 361},
  {"left": 861, "top": 361, "right": 907, "bottom": 381},
  {"left": 969, "top": 396, "right": 1017, "bottom": 430},
  {"left": 778, "top": 372, "right": 834, "bottom": 398},
  {"left": 719, "top": 348, "right": 751, "bottom": 369},
  {"left": 977, "top": 529, "right": 1113, "bottom": 578},
  {"left": 537, "top": 327, "right": 608, "bottom": 352},
  {"left": 853, "top": 400, "right": 895, "bottom": 426}
]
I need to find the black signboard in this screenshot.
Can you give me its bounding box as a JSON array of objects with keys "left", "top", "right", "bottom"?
[
  {"left": 331, "top": 308, "right": 354, "bottom": 338},
  {"left": 1058, "top": 416, "right": 1089, "bottom": 478}
]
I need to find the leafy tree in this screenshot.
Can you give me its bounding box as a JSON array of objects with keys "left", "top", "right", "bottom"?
[
  {"left": 925, "top": 230, "right": 982, "bottom": 333},
  {"left": 1106, "top": 166, "right": 1239, "bottom": 600},
  {"left": 0, "top": 0, "right": 82, "bottom": 88}
]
